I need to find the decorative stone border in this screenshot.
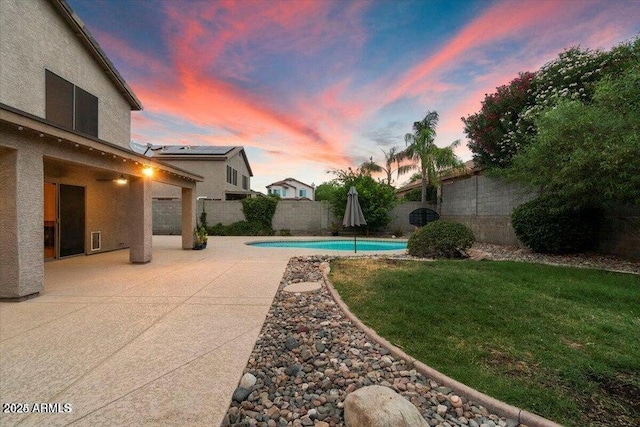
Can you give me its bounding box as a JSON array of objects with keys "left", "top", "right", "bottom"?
[{"left": 322, "top": 269, "right": 563, "bottom": 427}]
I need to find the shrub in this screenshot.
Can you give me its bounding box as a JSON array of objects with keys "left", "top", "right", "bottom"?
[
  {"left": 242, "top": 196, "right": 278, "bottom": 229},
  {"left": 511, "top": 195, "right": 601, "bottom": 254},
  {"left": 207, "top": 221, "right": 274, "bottom": 236},
  {"left": 407, "top": 220, "right": 475, "bottom": 258}
]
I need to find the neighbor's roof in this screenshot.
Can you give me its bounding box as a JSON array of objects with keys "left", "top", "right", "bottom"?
[
  {"left": 154, "top": 145, "right": 254, "bottom": 176},
  {"left": 395, "top": 160, "right": 482, "bottom": 195},
  {"left": 49, "top": 0, "right": 143, "bottom": 110},
  {"left": 267, "top": 177, "right": 314, "bottom": 189}
]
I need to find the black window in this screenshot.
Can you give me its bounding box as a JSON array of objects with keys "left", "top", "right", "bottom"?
[
  {"left": 232, "top": 169, "right": 238, "bottom": 186},
  {"left": 45, "top": 70, "right": 98, "bottom": 137},
  {"left": 46, "top": 71, "right": 73, "bottom": 129},
  {"left": 75, "top": 86, "right": 98, "bottom": 136},
  {"left": 242, "top": 175, "right": 248, "bottom": 190},
  {"left": 226, "top": 165, "right": 232, "bottom": 184}
]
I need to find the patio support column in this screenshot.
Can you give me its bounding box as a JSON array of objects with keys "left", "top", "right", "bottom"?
[
  {"left": 129, "top": 175, "right": 152, "bottom": 263},
  {"left": 182, "top": 186, "right": 195, "bottom": 249},
  {"left": 0, "top": 147, "right": 44, "bottom": 300}
]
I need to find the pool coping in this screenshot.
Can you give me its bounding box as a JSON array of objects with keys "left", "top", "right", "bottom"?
[{"left": 322, "top": 265, "right": 563, "bottom": 427}]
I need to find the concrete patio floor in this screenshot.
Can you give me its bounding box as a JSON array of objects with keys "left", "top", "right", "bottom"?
[{"left": 0, "top": 236, "right": 405, "bottom": 427}]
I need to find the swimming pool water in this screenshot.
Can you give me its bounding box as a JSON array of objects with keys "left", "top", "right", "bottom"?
[{"left": 248, "top": 239, "right": 407, "bottom": 251}]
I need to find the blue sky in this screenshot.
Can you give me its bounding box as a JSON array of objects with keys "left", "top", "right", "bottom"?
[{"left": 67, "top": 0, "right": 640, "bottom": 194}]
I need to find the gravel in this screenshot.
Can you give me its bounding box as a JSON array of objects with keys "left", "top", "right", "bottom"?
[
  {"left": 221, "top": 247, "right": 638, "bottom": 426},
  {"left": 221, "top": 256, "right": 521, "bottom": 427}
]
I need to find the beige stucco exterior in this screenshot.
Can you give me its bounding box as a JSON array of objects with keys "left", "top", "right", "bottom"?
[
  {"left": 152, "top": 147, "right": 253, "bottom": 200},
  {"left": 0, "top": 0, "right": 132, "bottom": 148},
  {"left": 0, "top": 0, "right": 201, "bottom": 300}
]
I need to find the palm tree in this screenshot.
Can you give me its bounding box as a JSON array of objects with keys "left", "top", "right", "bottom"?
[
  {"left": 360, "top": 147, "right": 401, "bottom": 185},
  {"left": 398, "top": 111, "right": 463, "bottom": 205}
]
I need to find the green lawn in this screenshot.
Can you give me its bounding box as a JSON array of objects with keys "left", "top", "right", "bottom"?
[{"left": 329, "top": 259, "right": 640, "bottom": 427}]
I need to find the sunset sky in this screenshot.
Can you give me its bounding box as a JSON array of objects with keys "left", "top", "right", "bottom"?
[{"left": 67, "top": 0, "right": 640, "bottom": 194}]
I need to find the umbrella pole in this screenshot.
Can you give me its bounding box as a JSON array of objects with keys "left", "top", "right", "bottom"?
[{"left": 354, "top": 230, "right": 357, "bottom": 253}]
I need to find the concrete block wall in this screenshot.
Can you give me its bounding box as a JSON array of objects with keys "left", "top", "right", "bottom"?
[
  {"left": 153, "top": 199, "right": 183, "bottom": 235},
  {"left": 154, "top": 200, "right": 335, "bottom": 235},
  {"left": 440, "top": 175, "right": 639, "bottom": 260},
  {"left": 387, "top": 202, "right": 438, "bottom": 235},
  {"left": 597, "top": 205, "right": 640, "bottom": 261},
  {"left": 272, "top": 201, "right": 332, "bottom": 234}
]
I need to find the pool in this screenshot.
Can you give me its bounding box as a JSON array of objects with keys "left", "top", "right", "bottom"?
[{"left": 247, "top": 239, "right": 407, "bottom": 251}]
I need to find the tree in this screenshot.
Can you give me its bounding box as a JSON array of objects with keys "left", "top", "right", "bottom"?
[
  {"left": 506, "top": 64, "right": 640, "bottom": 205},
  {"left": 463, "top": 37, "right": 639, "bottom": 170},
  {"left": 327, "top": 167, "right": 397, "bottom": 231},
  {"left": 360, "top": 147, "right": 401, "bottom": 185},
  {"left": 462, "top": 72, "right": 536, "bottom": 169},
  {"left": 314, "top": 181, "right": 339, "bottom": 202},
  {"left": 398, "top": 111, "right": 464, "bottom": 204}
]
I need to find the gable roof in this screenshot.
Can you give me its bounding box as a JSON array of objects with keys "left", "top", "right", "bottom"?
[
  {"left": 267, "top": 178, "right": 314, "bottom": 189},
  {"left": 48, "top": 0, "right": 143, "bottom": 110},
  {"left": 154, "top": 145, "right": 253, "bottom": 176}
]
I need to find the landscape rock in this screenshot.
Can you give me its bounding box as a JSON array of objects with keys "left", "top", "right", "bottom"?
[
  {"left": 232, "top": 387, "right": 252, "bottom": 402},
  {"left": 343, "top": 385, "right": 429, "bottom": 427},
  {"left": 240, "top": 373, "right": 257, "bottom": 389}
]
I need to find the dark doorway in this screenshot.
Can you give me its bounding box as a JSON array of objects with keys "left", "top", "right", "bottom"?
[{"left": 59, "top": 184, "right": 85, "bottom": 257}]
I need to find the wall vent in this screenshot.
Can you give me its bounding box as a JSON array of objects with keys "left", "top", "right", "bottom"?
[{"left": 91, "top": 231, "right": 101, "bottom": 251}]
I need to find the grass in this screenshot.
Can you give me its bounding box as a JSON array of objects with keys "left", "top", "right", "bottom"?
[{"left": 329, "top": 258, "right": 640, "bottom": 427}]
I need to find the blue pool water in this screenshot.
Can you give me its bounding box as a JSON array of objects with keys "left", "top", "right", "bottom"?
[{"left": 248, "top": 239, "right": 407, "bottom": 251}]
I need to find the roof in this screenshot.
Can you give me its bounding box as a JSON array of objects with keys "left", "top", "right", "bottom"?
[
  {"left": 154, "top": 145, "right": 254, "bottom": 177},
  {"left": 267, "top": 178, "right": 314, "bottom": 189},
  {"left": 439, "top": 160, "right": 483, "bottom": 182},
  {"left": 48, "top": 0, "right": 143, "bottom": 110},
  {"left": 0, "top": 103, "right": 202, "bottom": 183},
  {"left": 157, "top": 146, "right": 235, "bottom": 155},
  {"left": 395, "top": 160, "right": 483, "bottom": 195}
]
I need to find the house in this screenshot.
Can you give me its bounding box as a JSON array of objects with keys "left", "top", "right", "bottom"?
[
  {"left": 151, "top": 145, "right": 254, "bottom": 200},
  {"left": 0, "top": 0, "right": 203, "bottom": 301},
  {"left": 267, "top": 178, "right": 315, "bottom": 200}
]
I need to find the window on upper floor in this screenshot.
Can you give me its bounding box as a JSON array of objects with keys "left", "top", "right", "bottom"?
[
  {"left": 299, "top": 189, "right": 307, "bottom": 198},
  {"left": 270, "top": 188, "right": 281, "bottom": 196},
  {"left": 232, "top": 169, "right": 238, "bottom": 186},
  {"left": 226, "top": 165, "right": 232, "bottom": 184},
  {"left": 45, "top": 70, "right": 98, "bottom": 137},
  {"left": 242, "top": 175, "right": 249, "bottom": 190},
  {"left": 282, "top": 188, "right": 287, "bottom": 197}
]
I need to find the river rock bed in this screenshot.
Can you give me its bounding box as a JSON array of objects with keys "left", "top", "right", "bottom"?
[{"left": 221, "top": 256, "right": 519, "bottom": 427}]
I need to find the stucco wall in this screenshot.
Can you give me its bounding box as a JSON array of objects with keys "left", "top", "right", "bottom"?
[
  {"left": 152, "top": 150, "right": 251, "bottom": 199},
  {"left": 0, "top": 0, "right": 132, "bottom": 147}
]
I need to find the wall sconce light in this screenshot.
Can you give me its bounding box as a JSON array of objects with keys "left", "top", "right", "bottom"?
[{"left": 114, "top": 175, "right": 128, "bottom": 185}]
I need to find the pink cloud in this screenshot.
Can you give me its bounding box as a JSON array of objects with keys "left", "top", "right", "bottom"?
[{"left": 386, "top": 0, "right": 596, "bottom": 103}]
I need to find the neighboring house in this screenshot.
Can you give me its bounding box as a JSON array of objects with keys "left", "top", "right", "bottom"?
[
  {"left": 152, "top": 145, "right": 254, "bottom": 200},
  {"left": 267, "top": 178, "right": 316, "bottom": 200},
  {"left": 0, "top": 0, "right": 202, "bottom": 301}
]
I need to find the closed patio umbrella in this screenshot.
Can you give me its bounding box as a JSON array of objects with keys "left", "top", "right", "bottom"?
[{"left": 343, "top": 186, "right": 367, "bottom": 253}]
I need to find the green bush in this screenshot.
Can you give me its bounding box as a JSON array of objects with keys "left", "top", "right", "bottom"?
[
  {"left": 407, "top": 220, "right": 475, "bottom": 258},
  {"left": 242, "top": 196, "right": 278, "bottom": 229},
  {"left": 207, "top": 221, "right": 274, "bottom": 236},
  {"left": 511, "top": 195, "right": 601, "bottom": 254}
]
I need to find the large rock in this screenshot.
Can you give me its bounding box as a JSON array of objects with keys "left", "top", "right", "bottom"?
[{"left": 344, "top": 385, "right": 429, "bottom": 427}]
